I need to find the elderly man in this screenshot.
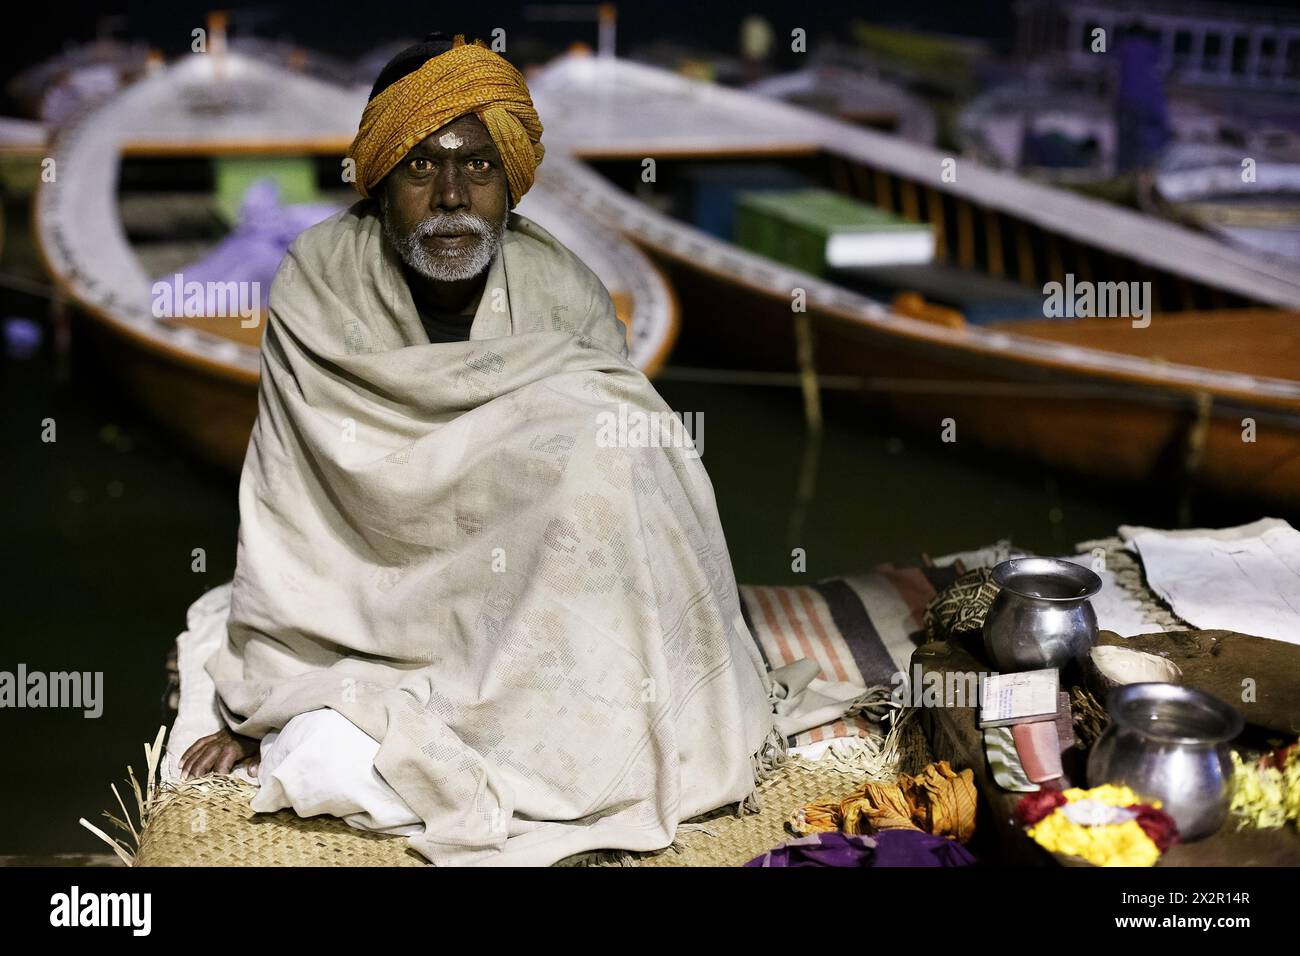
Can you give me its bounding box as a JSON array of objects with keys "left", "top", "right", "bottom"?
[{"left": 180, "top": 34, "right": 782, "bottom": 866}]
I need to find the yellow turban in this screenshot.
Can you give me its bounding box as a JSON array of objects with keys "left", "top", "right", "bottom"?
[{"left": 348, "top": 36, "right": 544, "bottom": 205}]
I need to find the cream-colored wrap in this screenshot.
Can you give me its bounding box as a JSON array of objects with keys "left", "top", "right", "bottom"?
[
  {"left": 206, "top": 202, "right": 778, "bottom": 865},
  {"left": 348, "top": 37, "right": 544, "bottom": 205}
]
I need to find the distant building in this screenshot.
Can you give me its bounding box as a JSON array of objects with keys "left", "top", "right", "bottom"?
[{"left": 1015, "top": 0, "right": 1300, "bottom": 92}]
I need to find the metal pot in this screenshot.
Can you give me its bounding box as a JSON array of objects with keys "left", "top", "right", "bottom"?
[
  {"left": 982, "top": 558, "right": 1102, "bottom": 671},
  {"left": 1087, "top": 682, "right": 1243, "bottom": 841}
]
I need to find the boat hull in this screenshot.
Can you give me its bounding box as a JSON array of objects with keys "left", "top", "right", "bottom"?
[
  {"left": 650, "top": 249, "right": 1300, "bottom": 512},
  {"left": 85, "top": 320, "right": 257, "bottom": 474}
]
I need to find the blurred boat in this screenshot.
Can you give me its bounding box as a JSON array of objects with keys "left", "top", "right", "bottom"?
[
  {"left": 225, "top": 36, "right": 352, "bottom": 85},
  {"left": 625, "top": 40, "right": 749, "bottom": 86},
  {"left": 0, "top": 116, "right": 47, "bottom": 204},
  {"left": 748, "top": 64, "right": 936, "bottom": 144},
  {"left": 35, "top": 49, "right": 677, "bottom": 472},
  {"left": 1145, "top": 142, "right": 1300, "bottom": 267},
  {"left": 0, "top": 118, "right": 51, "bottom": 298},
  {"left": 848, "top": 22, "right": 994, "bottom": 99},
  {"left": 6, "top": 37, "right": 154, "bottom": 126},
  {"left": 957, "top": 72, "right": 1119, "bottom": 189},
  {"left": 528, "top": 52, "right": 1300, "bottom": 509},
  {"left": 0, "top": 117, "right": 47, "bottom": 154},
  {"left": 954, "top": 41, "right": 1167, "bottom": 204}
]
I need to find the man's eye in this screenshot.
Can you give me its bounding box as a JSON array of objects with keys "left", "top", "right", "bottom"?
[
  {"left": 467, "top": 159, "right": 490, "bottom": 171},
  {"left": 409, "top": 158, "right": 432, "bottom": 173}
]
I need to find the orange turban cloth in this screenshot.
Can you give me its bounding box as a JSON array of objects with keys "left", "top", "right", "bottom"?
[{"left": 348, "top": 36, "right": 544, "bottom": 206}]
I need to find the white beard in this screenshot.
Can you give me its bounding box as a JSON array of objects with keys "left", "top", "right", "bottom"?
[{"left": 381, "top": 202, "right": 507, "bottom": 283}]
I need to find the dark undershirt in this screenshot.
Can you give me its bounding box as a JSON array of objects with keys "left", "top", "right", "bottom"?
[{"left": 416, "top": 304, "right": 474, "bottom": 344}]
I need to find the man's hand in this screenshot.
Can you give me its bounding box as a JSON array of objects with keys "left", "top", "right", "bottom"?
[{"left": 180, "top": 728, "right": 261, "bottom": 780}]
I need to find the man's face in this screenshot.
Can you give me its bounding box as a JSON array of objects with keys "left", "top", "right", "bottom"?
[{"left": 378, "top": 113, "right": 510, "bottom": 283}]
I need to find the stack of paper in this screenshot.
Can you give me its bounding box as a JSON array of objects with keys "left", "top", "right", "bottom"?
[{"left": 979, "top": 669, "right": 1060, "bottom": 728}]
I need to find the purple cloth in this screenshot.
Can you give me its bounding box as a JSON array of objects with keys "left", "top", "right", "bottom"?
[
  {"left": 872, "top": 828, "right": 976, "bottom": 867},
  {"left": 745, "top": 832, "right": 877, "bottom": 867},
  {"left": 154, "top": 179, "right": 342, "bottom": 317},
  {"left": 4, "top": 317, "right": 42, "bottom": 360},
  {"left": 744, "top": 829, "right": 975, "bottom": 867}
]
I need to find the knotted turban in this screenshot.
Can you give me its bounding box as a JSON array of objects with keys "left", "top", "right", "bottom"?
[{"left": 348, "top": 36, "right": 545, "bottom": 206}]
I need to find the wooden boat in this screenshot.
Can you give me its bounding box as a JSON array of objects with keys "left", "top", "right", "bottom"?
[
  {"left": 0, "top": 117, "right": 50, "bottom": 302},
  {"left": 527, "top": 52, "right": 1300, "bottom": 510},
  {"left": 6, "top": 37, "right": 154, "bottom": 126},
  {"left": 0, "top": 117, "right": 47, "bottom": 155},
  {"left": 956, "top": 72, "right": 1119, "bottom": 188},
  {"left": 34, "top": 49, "right": 678, "bottom": 473},
  {"left": 848, "top": 22, "right": 993, "bottom": 99},
  {"left": 747, "top": 62, "right": 936, "bottom": 144},
  {"left": 0, "top": 117, "right": 47, "bottom": 238},
  {"left": 1145, "top": 142, "right": 1300, "bottom": 267}
]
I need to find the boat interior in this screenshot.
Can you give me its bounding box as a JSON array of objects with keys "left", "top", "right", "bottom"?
[
  {"left": 582, "top": 149, "right": 1294, "bottom": 384},
  {"left": 117, "top": 148, "right": 353, "bottom": 348},
  {"left": 116, "top": 147, "right": 651, "bottom": 350}
]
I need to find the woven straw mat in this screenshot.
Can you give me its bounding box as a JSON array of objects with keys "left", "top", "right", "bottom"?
[{"left": 133, "top": 754, "right": 900, "bottom": 867}]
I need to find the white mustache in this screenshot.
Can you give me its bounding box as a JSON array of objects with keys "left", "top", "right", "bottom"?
[
  {"left": 381, "top": 197, "right": 506, "bottom": 282},
  {"left": 411, "top": 212, "right": 493, "bottom": 239}
]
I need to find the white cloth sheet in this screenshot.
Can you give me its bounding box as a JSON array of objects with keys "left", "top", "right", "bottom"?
[
  {"left": 1056, "top": 556, "right": 1158, "bottom": 638},
  {"left": 1120, "top": 519, "right": 1300, "bottom": 645}
]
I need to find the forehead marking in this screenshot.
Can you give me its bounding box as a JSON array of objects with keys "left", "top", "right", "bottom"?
[{"left": 438, "top": 131, "right": 465, "bottom": 150}]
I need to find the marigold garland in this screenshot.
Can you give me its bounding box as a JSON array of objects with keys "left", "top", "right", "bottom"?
[{"left": 1229, "top": 742, "right": 1300, "bottom": 830}]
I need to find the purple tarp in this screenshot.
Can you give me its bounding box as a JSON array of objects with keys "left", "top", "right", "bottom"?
[{"left": 153, "top": 179, "right": 342, "bottom": 317}]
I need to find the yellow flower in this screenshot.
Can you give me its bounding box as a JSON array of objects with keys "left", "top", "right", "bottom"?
[
  {"left": 1229, "top": 746, "right": 1300, "bottom": 830},
  {"left": 1024, "top": 784, "right": 1163, "bottom": 867},
  {"left": 1284, "top": 749, "right": 1300, "bottom": 823},
  {"left": 1027, "top": 814, "right": 1160, "bottom": 867},
  {"left": 1062, "top": 784, "right": 1155, "bottom": 809}
]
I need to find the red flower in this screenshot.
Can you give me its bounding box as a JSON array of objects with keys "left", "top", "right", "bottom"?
[
  {"left": 1129, "top": 804, "right": 1179, "bottom": 853},
  {"left": 1015, "top": 790, "right": 1067, "bottom": 827},
  {"left": 1262, "top": 743, "right": 1294, "bottom": 771}
]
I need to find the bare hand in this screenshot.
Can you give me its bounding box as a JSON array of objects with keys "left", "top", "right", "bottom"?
[{"left": 180, "top": 728, "right": 261, "bottom": 780}]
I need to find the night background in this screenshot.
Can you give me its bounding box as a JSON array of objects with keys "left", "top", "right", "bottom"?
[{"left": 2, "top": 0, "right": 1298, "bottom": 866}]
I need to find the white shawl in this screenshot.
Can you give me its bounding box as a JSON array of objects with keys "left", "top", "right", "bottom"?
[{"left": 206, "top": 202, "right": 778, "bottom": 865}]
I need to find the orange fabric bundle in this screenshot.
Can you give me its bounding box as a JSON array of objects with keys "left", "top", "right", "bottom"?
[
  {"left": 792, "top": 761, "right": 977, "bottom": 843},
  {"left": 902, "top": 761, "right": 978, "bottom": 842}
]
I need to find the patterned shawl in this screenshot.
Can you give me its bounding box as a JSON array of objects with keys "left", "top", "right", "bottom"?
[{"left": 206, "top": 202, "right": 777, "bottom": 865}]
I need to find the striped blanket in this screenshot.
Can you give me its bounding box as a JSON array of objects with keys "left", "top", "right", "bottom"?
[{"left": 739, "top": 562, "right": 964, "bottom": 748}]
